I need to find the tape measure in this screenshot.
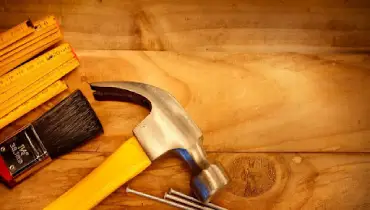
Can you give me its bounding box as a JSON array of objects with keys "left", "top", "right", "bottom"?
[
  {"left": 0, "top": 58, "right": 79, "bottom": 118},
  {"left": 0, "top": 43, "right": 74, "bottom": 97},
  {"left": 0, "top": 19, "right": 35, "bottom": 50},
  {"left": 0, "top": 80, "right": 68, "bottom": 129}
]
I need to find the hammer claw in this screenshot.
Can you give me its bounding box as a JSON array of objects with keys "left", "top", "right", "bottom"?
[{"left": 90, "top": 84, "right": 151, "bottom": 109}]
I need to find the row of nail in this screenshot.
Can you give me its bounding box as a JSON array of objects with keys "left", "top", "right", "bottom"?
[{"left": 126, "top": 187, "right": 227, "bottom": 210}]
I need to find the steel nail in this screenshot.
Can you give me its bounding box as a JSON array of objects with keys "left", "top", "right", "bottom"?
[
  {"left": 126, "top": 187, "right": 197, "bottom": 210},
  {"left": 168, "top": 188, "right": 228, "bottom": 210},
  {"left": 164, "top": 193, "right": 214, "bottom": 210}
]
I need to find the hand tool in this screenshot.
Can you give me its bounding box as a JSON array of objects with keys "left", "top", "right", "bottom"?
[
  {"left": 0, "top": 81, "right": 67, "bottom": 129},
  {"left": 44, "top": 81, "right": 229, "bottom": 210},
  {"left": 126, "top": 187, "right": 197, "bottom": 210},
  {"left": 0, "top": 43, "right": 79, "bottom": 128},
  {"left": 0, "top": 58, "right": 79, "bottom": 118},
  {"left": 0, "top": 16, "right": 62, "bottom": 76},
  {"left": 0, "top": 90, "right": 103, "bottom": 187},
  {"left": 168, "top": 188, "right": 227, "bottom": 210},
  {"left": 164, "top": 193, "right": 214, "bottom": 210},
  {"left": 0, "top": 43, "right": 72, "bottom": 91},
  {"left": 0, "top": 19, "right": 35, "bottom": 50},
  {"left": 0, "top": 31, "right": 62, "bottom": 76},
  {"left": 0, "top": 44, "right": 75, "bottom": 99},
  {"left": 0, "top": 16, "right": 58, "bottom": 58}
]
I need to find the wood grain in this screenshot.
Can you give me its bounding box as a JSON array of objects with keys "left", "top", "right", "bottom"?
[
  {"left": 68, "top": 51, "right": 370, "bottom": 152},
  {"left": 2, "top": 51, "right": 370, "bottom": 153},
  {"left": 0, "top": 152, "right": 368, "bottom": 209},
  {"left": 1, "top": 0, "right": 370, "bottom": 52},
  {"left": 0, "top": 51, "right": 370, "bottom": 209}
]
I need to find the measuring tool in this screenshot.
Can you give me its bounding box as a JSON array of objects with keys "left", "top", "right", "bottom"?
[
  {"left": 0, "top": 16, "right": 62, "bottom": 76},
  {"left": 0, "top": 19, "right": 35, "bottom": 50},
  {"left": 0, "top": 27, "right": 58, "bottom": 61},
  {"left": 0, "top": 43, "right": 72, "bottom": 91},
  {"left": 0, "top": 44, "right": 75, "bottom": 102},
  {"left": 0, "top": 31, "right": 62, "bottom": 76},
  {"left": 0, "top": 58, "right": 79, "bottom": 118},
  {"left": 0, "top": 80, "right": 68, "bottom": 129},
  {"left": 0, "top": 42, "right": 79, "bottom": 128},
  {"left": 0, "top": 16, "right": 58, "bottom": 58}
]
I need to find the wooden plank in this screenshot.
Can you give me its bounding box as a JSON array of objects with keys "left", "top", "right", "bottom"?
[
  {"left": 0, "top": 51, "right": 369, "bottom": 209},
  {"left": 1, "top": 0, "right": 370, "bottom": 51},
  {"left": 67, "top": 51, "right": 370, "bottom": 152},
  {"left": 0, "top": 152, "right": 368, "bottom": 209},
  {"left": 1, "top": 51, "right": 370, "bottom": 152}
]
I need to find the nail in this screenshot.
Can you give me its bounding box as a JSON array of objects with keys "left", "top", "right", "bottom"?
[
  {"left": 126, "top": 187, "right": 197, "bottom": 210},
  {"left": 164, "top": 193, "right": 214, "bottom": 210},
  {"left": 168, "top": 189, "right": 227, "bottom": 210}
]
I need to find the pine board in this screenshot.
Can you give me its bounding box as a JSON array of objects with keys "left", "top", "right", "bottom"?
[
  {"left": 0, "top": 152, "right": 368, "bottom": 209},
  {"left": 1, "top": 0, "right": 370, "bottom": 52},
  {"left": 0, "top": 51, "right": 369, "bottom": 209},
  {"left": 65, "top": 51, "right": 370, "bottom": 152}
]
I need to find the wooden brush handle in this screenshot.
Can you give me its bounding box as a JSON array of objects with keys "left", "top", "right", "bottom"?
[{"left": 44, "top": 137, "right": 151, "bottom": 210}]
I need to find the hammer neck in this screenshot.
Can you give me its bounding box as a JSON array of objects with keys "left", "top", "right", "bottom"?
[{"left": 174, "top": 143, "right": 210, "bottom": 175}]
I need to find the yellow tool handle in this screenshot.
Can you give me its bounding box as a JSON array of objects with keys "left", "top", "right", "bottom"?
[{"left": 44, "top": 137, "right": 151, "bottom": 210}]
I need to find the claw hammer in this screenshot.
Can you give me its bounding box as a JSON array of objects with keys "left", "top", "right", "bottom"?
[{"left": 44, "top": 81, "right": 229, "bottom": 210}]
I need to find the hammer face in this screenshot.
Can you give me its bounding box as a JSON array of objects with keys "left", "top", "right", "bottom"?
[{"left": 90, "top": 81, "right": 229, "bottom": 202}]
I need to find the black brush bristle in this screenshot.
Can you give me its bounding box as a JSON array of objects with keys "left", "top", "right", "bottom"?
[{"left": 33, "top": 90, "right": 103, "bottom": 158}]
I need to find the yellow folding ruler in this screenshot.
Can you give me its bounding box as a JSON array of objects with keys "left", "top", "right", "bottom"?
[
  {"left": 0, "top": 16, "right": 58, "bottom": 58},
  {"left": 0, "top": 43, "right": 73, "bottom": 91},
  {"left": 0, "top": 59, "right": 79, "bottom": 118},
  {"left": 0, "top": 43, "right": 79, "bottom": 128},
  {"left": 0, "top": 81, "right": 68, "bottom": 129},
  {"left": 0, "top": 16, "right": 62, "bottom": 76},
  {"left": 0, "top": 43, "right": 75, "bottom": 100},
  {"left": 0, "top": 19, "right": 35, "bottom": 50}
]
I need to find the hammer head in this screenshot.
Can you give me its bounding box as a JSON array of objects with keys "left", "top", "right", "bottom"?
[{"left": 90, "top": 81, "right": 229, "bottom": 202}]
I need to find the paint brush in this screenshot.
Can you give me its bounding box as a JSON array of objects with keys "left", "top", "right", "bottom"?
[{"left": 0, "top": 90, "right": 103, "bottom": 187}]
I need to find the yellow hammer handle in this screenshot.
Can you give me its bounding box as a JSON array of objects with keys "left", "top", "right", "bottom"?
[{"left": 44, "top": 137, "right": 151, "bottom": 210}]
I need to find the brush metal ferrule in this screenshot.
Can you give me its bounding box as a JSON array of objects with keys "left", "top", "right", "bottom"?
[{"left": 0, "top": 125, "right": 48, "bottom": 178}]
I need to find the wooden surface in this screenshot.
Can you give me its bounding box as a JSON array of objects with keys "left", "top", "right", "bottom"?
[
  {"left": 1, "top": 0, "right": 370, "bottom": 52},
  {"left": 0, "top": 51, "right": 369, "bottom": 209},
  {"left": 1, "top": 0, "right": 370, "bottom": 209},
  {"left": 0, "top": 152, "right": 369, "bottom": 210}
]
